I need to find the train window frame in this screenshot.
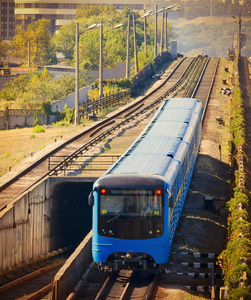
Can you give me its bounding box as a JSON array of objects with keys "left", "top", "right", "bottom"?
[
  {"left": 98, "top": 188, "right": 164, "bottom": 218},
  {"left": 97, "top": 187, "right": 164, "bottom": 239}
]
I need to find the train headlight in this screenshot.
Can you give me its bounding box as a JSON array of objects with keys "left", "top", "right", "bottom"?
[
  {"left": 149, "top": 230, "right": 153, "bottom": 235},
  {"left": 156, "top": 228, "right": 161, "bottom": 235},
  {"left": 101, "top": 228, "right": 106, "bottom": 234},
  {"left": 108, "top": 229, "right": 114, "bottom": 236}
]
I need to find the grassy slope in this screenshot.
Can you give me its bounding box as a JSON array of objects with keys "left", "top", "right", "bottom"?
[{"left": 0, "top": 123, "right": 92, "bottom": 176}]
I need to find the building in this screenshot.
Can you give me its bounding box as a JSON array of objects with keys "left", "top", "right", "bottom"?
[
  {"left": 170, "top": 40, "right": 177, "bottom": 58},
  {"left": 14, "top": 0, "right": 153, "bottom": 34},
  {"left": 0, "top": 0, "right": 15, "bottom": 39}
]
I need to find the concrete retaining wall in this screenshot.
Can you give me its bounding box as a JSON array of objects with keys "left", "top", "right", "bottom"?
[
  {"left": 0, "top": 85, "right": 91, "bottom": 129},
  {"left": 52, "top": 231, "right": 92, "bottom": 300},
  {"left": 0, "top": 176, "right": 94, "bottom": 272},
  {"left": 51, "top": 85, "right": 91, "bottom": 112},
  {"left": 0, "top": 176, "right": 75, "bottom": 270},
  {"left": 0, "top": 177, "right": 54, "bottom": 270},
  {"left": 8, "top": 115, "right": 47, "bottom": 129}
]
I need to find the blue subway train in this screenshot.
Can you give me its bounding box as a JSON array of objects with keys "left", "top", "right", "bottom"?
[{"left": 89, "top": 98, "right": 202, "bottom": 270}]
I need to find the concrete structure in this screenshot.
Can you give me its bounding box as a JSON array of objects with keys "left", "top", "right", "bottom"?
[
  {"left": 0, "top": 61, "right": 127, "bottom": 129},
  {"left": 0, "top": 0, "right": 15, "bottom": 39},
  {"left": 52, "top": 231, "right": 93, "bottom": 300},
  {"left": 0, "top": 85, "right": 91, "bottom": 129},
  {"left": 0, "top": 109, "right": 47, "bottom": 130},
  {"left": 14, "top": 0, "right": 153, "bottom": 33},
  {"left": 170, "top": 40, "right": 177, "bottom": 58},
  {"left": 0, "top": 176, "right": 96, "bottom": 271},
  {"left": 51, "top": 85, "right": 91, "bottom": 113}
]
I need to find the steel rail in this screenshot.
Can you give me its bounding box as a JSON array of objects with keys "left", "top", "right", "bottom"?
[
  {"left": 0, "top": 57, "right": 196, "bottom": 211},
  {"left": 55, "top": 57, "right": 220, "bottom": 300},
  {"left": 94, "top": 270, "right": 133, "bottom": 300},
  {"left": 94, "top": 269, "right": 159, "bottom": 300},
  {"left": 200, "top": 58, "right": 219, "bottom": 122},
  {"left": 48, "top": 58, "right": 198, "bottom": 176},
  {"left": 182, "top": 56, "right": 209, "bottom": 98},
  {"left": 145, "top": 271, "right": 159, "bottom": 300},
  {"left": 0, "top": 260, "right": 64, "bottom": 294},
  {"left": 1, "top": 57, "right": 219, "bottom": 299},
  {"left": 0, "top": 57, "right": 187, "bottom": 194},
  {"left": 191, "top": 57, "right": 211, "bottom": 98}
]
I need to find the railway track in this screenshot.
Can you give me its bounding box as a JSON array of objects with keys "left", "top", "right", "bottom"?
[
  {"left": 0, "top": 264, "right": 61, "bottom": 300},
  {"left": 0, "top": 56, "right": 198, "bottom": 209},
  {"left": 79, "top": 251, "right": 223, "bottom": 300},
  {"left": 71, "top": 57, "right": 220, "bottom": 299},
  {"left": 79, "top": 268, "right": 158, "bottom": 300},
  {"left": 0, "top": 55, "right": 220, "bottom": 299},
  {"left": 0, "top": 252, "right": 67, "bottom": 300}
]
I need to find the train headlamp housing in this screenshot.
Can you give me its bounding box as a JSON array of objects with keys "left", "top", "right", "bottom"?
[
  {"left": 101, "top": 188, "right": 107, "bottom": 194},
  {"left": 99, "top": 187, "right": 109, "bottom": 195},
  {"left": 155, "top": 189, "right": 162, "bottom": 195}
]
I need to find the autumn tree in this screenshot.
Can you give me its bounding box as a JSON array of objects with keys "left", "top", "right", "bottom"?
[
  {"left": 0, "top": 39, "right": 11, "bottom": 64},
  {"left": 12, "top": 18, "right": 57, "bottom": 67},
  {"left": 0, "top": 69, "right": 90, "bottom": 109}
]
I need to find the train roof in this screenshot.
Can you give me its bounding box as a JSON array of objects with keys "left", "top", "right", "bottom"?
[{"left": 103, "top": 98, "right": 202, "bottom": 182}]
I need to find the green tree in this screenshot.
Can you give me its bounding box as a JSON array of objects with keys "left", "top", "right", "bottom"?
[
  {"left": 76, "top": 5, "right": 128, "bottom": 70},
  {"left": 52, "top": 5, "right": 153, "bottom": 71},
  {"left": 52, "top": 20, "right": 76, "bottom": 62},
  {"left": 12, "top": 18, "right": 57, "bottom": 67},
  {"left": 76, "top": 4, "right": 117, "bottom": 19},
  {"left": 0, "top": 68, "right": 90, "bottom": 109},
  {"left": 136, "top": 43, "right": 154, "bottom": 71},
  {"left": 52, "top": 4, "right": 176, "bottom": 73}
]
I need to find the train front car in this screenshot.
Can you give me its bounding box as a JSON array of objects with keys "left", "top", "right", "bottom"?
[
  {"left": 91, "top": 174, "right": 169, "bottom": 270},
  {"left": 89, "top": 98, "right": 202, "bottom": 271}
]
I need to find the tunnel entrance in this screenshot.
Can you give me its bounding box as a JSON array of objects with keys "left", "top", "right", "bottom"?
[{"left": 49, "top": 178, "right": 97, "bottom": 248}]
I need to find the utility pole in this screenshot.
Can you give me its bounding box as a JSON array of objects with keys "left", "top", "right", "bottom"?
[
  {"left": 75, "top": 22, "right": 79, "bottom": 125},
  {"left": 75, "top": 22, "right": 100, "bottom": 125},
  {"left": 160, "top": 8, "right": 164, "bottom": 55},
  {"left": 99, "top": 22, "right": 103, "bottom": 99},
  {"left": 238, "top": 14, "right": 241, "bottom": 58},
  {"left": 154, "top": 4, "right": 157, "bottom": 57},
  {"left": 126, "top": 15, "right": 130, "bottom": 79},
  {"left": 133, "top": 12, "right": 138, "bottom": 74}
]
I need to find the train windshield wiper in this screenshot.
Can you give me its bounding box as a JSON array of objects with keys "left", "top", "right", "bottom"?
[{"left": 108, "top": 214, "right": 121, "bottom": 223}]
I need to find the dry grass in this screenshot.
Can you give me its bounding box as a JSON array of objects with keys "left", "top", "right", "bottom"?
[{"left": 0, "top": 123, "right": 92, "bottom": 176}]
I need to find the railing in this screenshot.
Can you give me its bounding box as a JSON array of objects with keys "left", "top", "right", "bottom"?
[
  {"left": 48, "top": 155, "right": 121, "bottom": 175},
  {"left": 80, "top": 89, "right": 131, "bottom": 119}
]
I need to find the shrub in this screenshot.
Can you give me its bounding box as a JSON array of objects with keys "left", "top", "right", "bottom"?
[
  {"left": 33, "top": 125, "right": 45, "bottom": 133},
  {"left": 218, "top": 58, "right": 251, "bottom": 299}
]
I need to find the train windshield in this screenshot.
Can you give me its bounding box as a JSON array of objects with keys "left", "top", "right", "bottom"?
[
  {"left": 99, "top": 189, "right": 163, "bottom": 218},
  {"left": 98, "top": 188, "right": 164, "bottom": 239}
]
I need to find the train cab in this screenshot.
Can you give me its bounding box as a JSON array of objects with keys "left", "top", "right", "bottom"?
[{"left": 89, "top": 174, "right": 172, "bottom": 270}]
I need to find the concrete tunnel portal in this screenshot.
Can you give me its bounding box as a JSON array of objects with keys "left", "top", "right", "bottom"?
[{"left": 49, "top": 178, "right": 97, "bottom": 248}]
